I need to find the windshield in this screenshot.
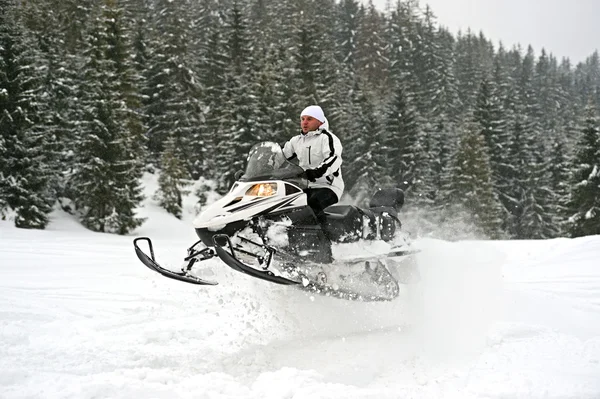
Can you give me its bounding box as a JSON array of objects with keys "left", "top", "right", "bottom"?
[{"left": 241, "top": 142, "right": 306, "bottom": 185}]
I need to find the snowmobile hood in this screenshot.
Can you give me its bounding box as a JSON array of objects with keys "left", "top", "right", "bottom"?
[{"left": 193, "top": 180, "right": 306, "bottom": 231}]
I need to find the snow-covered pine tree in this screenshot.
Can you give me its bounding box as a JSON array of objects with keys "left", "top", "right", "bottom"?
[
  {"left": 447, "top": 120, "right": 504, "bottom": 239},
  {"left": 155, "top": 134, "right": 190, "bottom": 219},
  {"left": 556, "top": 58, "right": 581, "bottom": 150},
  {"left": 355, "top": 1, "right": 388, "bottom": 96},
  {"left": 547, "top": 134, "right": 572, "bottom": 235},
  {"left": 385, "top": 0, "right": 421, "bottom": 99},
  {"left": 70, "top": 1, "right": 145, "bottom": 234},
  {"left": 335, "top": 0, "right": 360, "bottom": 70},
  {"left": 381, "top": 80, "right": 422, "bottom": 193},
  {"left": 534, "top": 50, "right": 562, "bottom": 136},
  {"left": 21, "top": 0, "right": 81, "bottom": 203},
  {"left": 310, "top": 0, "right": 341, "bottom": 123},
  {"left": 410, "top": 7, "right": 455, "bottom": 207},
  {"left": 413, "top": 5, "right": 443, "bottom": 118},
  {"left": 519, "top": 140, "right": 557, "bottom": 239},
  {"left": 474, "top": 75, "right": 512, "bottom": 233},
  {"left": 193, "top": 5, "right": 227, "bottom": 181},
  {"left": 127, "top": 0, "right": 154, "bottom": 166},
  {"left": 574, "top": 51, "right": 600, "bottom": 109},
  {"left": 426, "top": 27, "right": 463, "bottom": 207},
  {"left": 287, "top": 0, "right": 339, "bottom": 122},
  {"left": 340, "top": 78, "right": 383, "bottom": 200},
  {"left": 453, "top": 30, "right": 494, "bottom": 116},
  {"left": 514, "top": 46, "right": 556, "bottom": 239},
  {"left": 329, "top": 0, "right": 361, "bottom": 143},
  {"left": 567, "top": 101, "right": 600, "bottom": 237},
  {"left": 253, "top": 42, "right": 297, "bottom": 145},
  {"left": 59, "top": 0, "right": 95, "bottom": 53},
  {"left": 214, "top": 1, "right": 262, "bottom": 193},
  {"left": 246, "top": 0, "right": 290, "bottom": 140},
  {"left": 145, "top": 0, "right": 204, "bottom": 171},
  {"left": 0, "top": 0, "right": 54, "bottom": 228},
  {"left": 111, "top": 0, "right": 148, "bottom": 226}
]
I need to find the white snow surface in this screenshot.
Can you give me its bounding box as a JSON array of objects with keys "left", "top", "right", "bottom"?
[{"left": 1, "top": 174, "right": 600, "bottom": 399}]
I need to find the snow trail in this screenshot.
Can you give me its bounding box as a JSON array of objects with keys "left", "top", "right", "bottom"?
[{"left": 1, "top": 175, "right": 599, "bottom": 398}]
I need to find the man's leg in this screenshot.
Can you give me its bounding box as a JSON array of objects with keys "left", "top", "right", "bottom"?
[
  {"left": 304, "top": 188, "right": 338, "bottom": 263},
  {"left": 305, "top": 188, "right": 338, "bottom": 224}
]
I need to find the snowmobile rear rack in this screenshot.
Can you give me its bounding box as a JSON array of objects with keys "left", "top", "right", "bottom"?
[{"left": 133, "top": 237, "right": 218, "bottom": 285}]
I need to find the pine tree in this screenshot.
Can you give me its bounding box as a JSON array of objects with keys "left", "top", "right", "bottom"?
[
  {"left": 70, "top": 1, "right": 145, "bottom": 234},
  {"left": 473, "top": 75, "right": 512, "bottom": 231},
  {"left": 427, "top": 27, "right": 462, "bottom": 207},
  {"left": 155, "top": 135, "right": 190, "bottom": 219},
  {"left": 382, "top": 81, "right": 422, "bottom": 194},
  {"left": 59, "top": 0, "right": 95, "bottom": 52},
  {"left": 0, "top": 0, "right": 54, "bottom": 228},
  {"left": 547, "top": 134, "right": 572, "bottom": 235},
  {"left": 335, "top": 0, "right": 362, "bottom": 75},
  {"left": 574, "top": 51, "right": 600, "bottom": 106},
  {"left": 355, "top": 1, "right": 388, "bottom": 95},
  {"left": 195, "top": 6, "right": 227, "bottom": 181},
  {"left": 289, "top": 0, "right": 339, "bottom": 117},
  {"left": 341, "top": 79, "right": 383, "bottom": 199},
  {"left": 514, "top": 46, "right": 556, "bottom": 238},
  {"left": 145, "top": 0, "right": 204, "bottom": 167},
  {"left": 447, "top": 120, "right": 504, "bottom": 239},
  {"left": 519, "top": 140, "right": 557, "bottom": 239},
  {"left": 23, "top": 0, "right": 80, "bottom": 202},
  {"left": 567, "top": 102, "right": 600, "bottom": 237},
  {"left": 385, "top": 0, "right": 421, "bottom": 97},
  {"left": 214, "top": 1, "right": 262, "bottom": 192},
  {"left": 454, "top": 30, "right": 491, "bottom": 115}
]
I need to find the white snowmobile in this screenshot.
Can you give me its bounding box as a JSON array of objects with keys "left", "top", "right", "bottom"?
[{"left": 134, "top": 142, "right": 418, "bottom": 301}]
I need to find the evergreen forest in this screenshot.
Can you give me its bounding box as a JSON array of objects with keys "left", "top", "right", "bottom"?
[{"left": 1, "top": 0, "right": 599, "bottom": 239}]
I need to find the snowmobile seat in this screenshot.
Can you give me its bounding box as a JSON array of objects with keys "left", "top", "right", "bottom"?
[
  {"left": 323, "top": 204, "right": 356, "bottom": 220},
  {"left": 322, "top": 205, "right": 365, "bottom": 243}
]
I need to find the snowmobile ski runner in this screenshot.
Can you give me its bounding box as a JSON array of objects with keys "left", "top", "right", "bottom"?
[{"left": 133, "top": 142, "right": 419, "bottom": 301}]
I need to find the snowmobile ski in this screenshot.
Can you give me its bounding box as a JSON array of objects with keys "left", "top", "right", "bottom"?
[
  {"left": 134, "top": 237, "right": 218, "bottom": 285},
  {"left": 212, "top": 234, "right": 300, "bottom": 285}
]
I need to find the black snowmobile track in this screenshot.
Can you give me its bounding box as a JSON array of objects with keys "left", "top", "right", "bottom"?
[
  {"left": 134, "top": 237, "right": 218, "bottom": 285},
  {"left": 299, "top": 278, "right": 399, "bottom": 302}
]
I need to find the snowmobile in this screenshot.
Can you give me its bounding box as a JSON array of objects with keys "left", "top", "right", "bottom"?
[{"left": 133, "top": 141, "right": 418, "bottom": 301}]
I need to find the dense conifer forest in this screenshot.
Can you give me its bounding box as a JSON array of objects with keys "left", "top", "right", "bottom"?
[{"left": 1, "top": 0, "right": 599, "bottom": 239}]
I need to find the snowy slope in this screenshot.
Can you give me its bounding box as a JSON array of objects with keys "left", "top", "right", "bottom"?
[{"left": 1, "top": 175, "right": 599, "bottom": 399}]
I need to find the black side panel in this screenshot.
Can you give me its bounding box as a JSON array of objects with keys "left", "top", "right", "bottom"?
[
  {"left": 322, "top": 206, "right": 363, "bottom": 243},
  {"left": 195, "top": 220, "right": 248, "bottom": 246},
  {"left": 272, "top": 206, "right": 333, "bottom": 264}
]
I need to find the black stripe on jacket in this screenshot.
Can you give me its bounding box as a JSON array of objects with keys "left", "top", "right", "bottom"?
[{"left": 312, "top": 130, "right": 338, "bottom": 179}]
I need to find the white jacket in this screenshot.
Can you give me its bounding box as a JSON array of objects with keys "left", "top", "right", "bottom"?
[{"left": 282, "top": 121, "right": 344, "bottom": 200}]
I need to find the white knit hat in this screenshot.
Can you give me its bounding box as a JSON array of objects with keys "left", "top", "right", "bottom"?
[{"left": 301, "top": 105, "right": 326, "bottom": 123}]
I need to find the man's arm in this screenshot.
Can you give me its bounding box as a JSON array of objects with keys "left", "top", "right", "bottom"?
[
  {"left": 282, "top": 139, "right": 297, "bottom": 161},
  {"left": 309, "top": 130, "right": 343, "bottom": 179}
]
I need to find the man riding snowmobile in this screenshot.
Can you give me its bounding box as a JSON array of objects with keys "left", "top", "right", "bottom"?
[
  {"left": 283, "top": 105, "right": 344, "bottom": 228},
  {"left": 133, "top": 107, "right": 417, "bottom": 301}
]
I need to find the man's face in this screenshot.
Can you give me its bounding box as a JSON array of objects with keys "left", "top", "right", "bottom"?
[{"left": 300, "top": 115, "right": 322, "bottom": 133}]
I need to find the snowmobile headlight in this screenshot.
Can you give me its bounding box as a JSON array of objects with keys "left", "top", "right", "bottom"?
[{"left": 245, "top": 183, "right": 277, "bottom": 197}]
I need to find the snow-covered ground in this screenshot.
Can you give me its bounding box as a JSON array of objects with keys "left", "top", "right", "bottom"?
[{"left": 1, "top": 175, "right": 599, "bottom": 399}]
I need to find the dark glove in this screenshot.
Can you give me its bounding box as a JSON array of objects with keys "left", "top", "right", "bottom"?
[
  {"left": 303, "top": 168, "right": 319, "bottom": 182},
  {"left": 234, "top": 170, "right": 244, "bottom": 180}
]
